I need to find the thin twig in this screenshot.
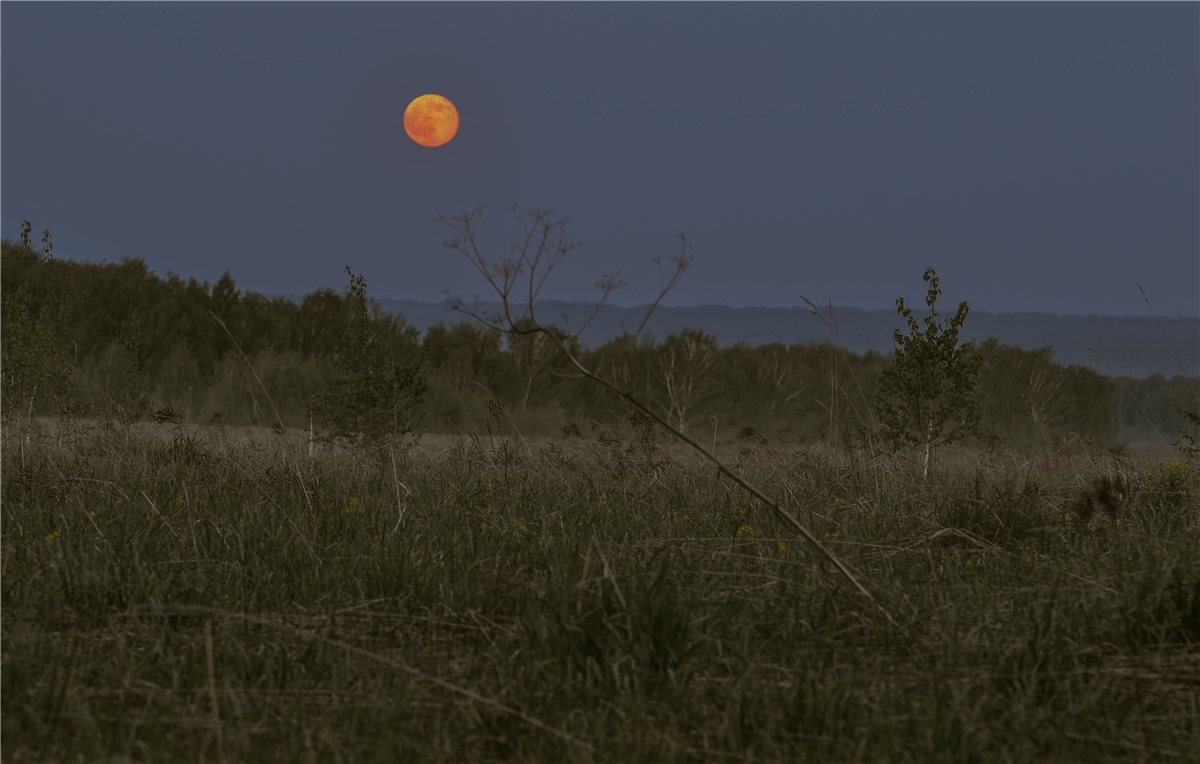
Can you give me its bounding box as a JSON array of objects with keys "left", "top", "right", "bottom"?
[
  {"left": 439, "top": 206, "right": 896, "bottom": 626},
  {"left": 540, "top": 326, "right": 896, "bottom": 625},
  {"left": 634, "top": 234, "right": 692, "bottom": 343},
  {"left": 207, "top": 310, "right": 287, "bottom": 434}
]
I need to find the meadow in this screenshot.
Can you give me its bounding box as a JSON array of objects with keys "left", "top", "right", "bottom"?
[{"left": 3, "top": 418, "right": 1198, "bottom": 762}]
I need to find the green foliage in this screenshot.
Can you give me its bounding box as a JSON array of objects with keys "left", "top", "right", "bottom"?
[
  {"left": 1139, "top": 460, "right": 1200, "bottom": 513},
  {"left": 310, "top": 267, "right": 427, "bottom": 449},
  {"left": 975, "top": 339, "right": 1117, "bottom": 446},
  {"left": 506, "top": 316, "right": 578, "bottom": 410},
  {"left": 652, "top": 327, "right": 718, "bottom": 434},
  {"left": 583, "top": 334, "right": 656, "bottom": 419},
  {"left": 1114, "top": 374, "right": 1199, "bottom": 444},
  {"left": 1059, "top": 364, "right": 1117, "bottom": 443},
  {"left": 537, "top": 550, "right": 694, "bottom": 695},
  {"left": 0, "top": 222, "right": 77, "bottom": 422},
  {"left": 876, "top": 268, "right": 981, "bottom": 475},
  {"left": 92, "top": 333, "right": 151, "bottom": 425},
  {"left": 1170, "top": 406, "right": 1200, "bottom": 463},
  {"left": 576, "top": 328, "right": 726, "bottom": 435},
  {"left": 0, "top": 242, "right": 1189, "bottom": 447},
  {"left": 422, "top": 322, "right": 504, "bottom": 394}
]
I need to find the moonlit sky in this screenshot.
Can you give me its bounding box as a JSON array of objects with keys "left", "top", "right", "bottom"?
[{"left": 3, "top": 3, "right": 1197, "bottom": 316}]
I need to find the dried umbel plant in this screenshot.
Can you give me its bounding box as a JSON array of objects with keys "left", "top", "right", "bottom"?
[{"left": 438, "top": 204, "right": 894, "bottom": 625}]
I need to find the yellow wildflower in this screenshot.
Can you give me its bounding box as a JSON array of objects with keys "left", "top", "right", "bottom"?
[{"left": 1149, "top": 460, "right": 1199, "bottom": 491}]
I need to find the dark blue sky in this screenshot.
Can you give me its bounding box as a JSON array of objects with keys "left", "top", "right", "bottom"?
[{"left": 3, "top": 3, "right": 1197, "bottom": 316}]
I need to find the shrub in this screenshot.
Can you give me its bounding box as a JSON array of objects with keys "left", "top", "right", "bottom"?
[
  {"left": 876, "top": 267, "right": 981, "bottom": 478},
  {"left": 310, "top": 267, "right": 426, "bottom": 450}
]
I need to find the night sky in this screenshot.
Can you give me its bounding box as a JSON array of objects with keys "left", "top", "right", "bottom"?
[{"left": 3, "top": 3, "right": 1197, "bottom": 317}]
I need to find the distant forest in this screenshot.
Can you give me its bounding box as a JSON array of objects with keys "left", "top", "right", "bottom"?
[
  {"left": 373, "top": 298, "right": 1200, "bottom": 379},
  {"left": 3, "top": 237, "right": 1197, "bottom": 450}
]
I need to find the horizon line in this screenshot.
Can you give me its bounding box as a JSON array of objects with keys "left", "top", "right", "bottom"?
[{"left": 362, "top": 295, "right": 1200, "bottom": 321}]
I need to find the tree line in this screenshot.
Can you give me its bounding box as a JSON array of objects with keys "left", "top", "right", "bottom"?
[{"left": 3, "top": 232, "right": 1196, "bottom": 451}]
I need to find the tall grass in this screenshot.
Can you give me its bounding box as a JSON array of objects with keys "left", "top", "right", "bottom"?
[{"left": 3, "top": 421, "right": 1198, "bottom": 762}]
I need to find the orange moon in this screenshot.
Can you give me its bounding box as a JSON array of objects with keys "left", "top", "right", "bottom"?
[{"left": 404, "top": 94, "right": 459, "bottom": 148}]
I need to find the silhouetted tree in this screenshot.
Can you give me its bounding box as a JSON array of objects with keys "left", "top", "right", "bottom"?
[
  {"left": 1, "top": 222, "right": 76, "bottom": 422},
  {"left": 310, "top": 268, "right": 426, "bottom": 450}
]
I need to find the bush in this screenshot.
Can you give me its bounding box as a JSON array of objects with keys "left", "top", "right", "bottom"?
[
  {"left": 876, "top": 268, "right": 981, "bottom": 477},
  {"left": 310, "top": 267, "right": 427, "bottom": 450}
]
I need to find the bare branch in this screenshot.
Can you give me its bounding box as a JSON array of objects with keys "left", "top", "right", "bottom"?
[
  {"left": 208, "top": 309, "right": 286, "bottom": 434},
  {"left": 537, "top": 324, "right": 894, "bottom": 625},
  {"left": 572, "top": 271, "right": 626, "bottom": 342},
  {"left": 437, "top": 206, "right": 894, "bottom": 626},
  {"left": 633, "top": 233, "right": 692, "bottom": 343}
]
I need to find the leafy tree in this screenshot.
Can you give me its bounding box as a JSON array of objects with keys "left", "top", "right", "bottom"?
[
  {"left": 310, "top": 267, "right": 426, "bottom": 450},
  {"left": 876, "top": 267, "right": 981, "bottom": 477},
  {"left": 653, "top": 328, "right": 718, "bottom": 434},
  {"left": 583, "top": 334, "right": 655, "bottom": 419},
  {"left": 0, "top": 225, "right": 1181, "bottom": 448},
  {"left": 1059, "top": 364, "right": 1116, "bottom": 443},
  {"left": 91, "top": 334, "right": 151, "bottom": 425},
  {"left": 422, "top": 322, "right": 504, "bottom": 394},
  {"left": 0, "top": 222, "right": 77, "bottom": 423},
  {"left": 506, "top": 317, "right": 577, "bottom": 410},
  {"left": 1113, "top": 374, "right": 1199, "bottom": 443},
  {"left": 153, "top": 341, "right": 202, "bottom": 418},
  {"left": 1172, "top": 406, "right": 1200, "bottom": 463},
  {"left": 976, "top": 339, "right": 1046, "bottom": 444},
  {"left": 297, "top": 288, "right": 352, "bottom": 357},
  {"left": 742, "top": 342, "right": 809, "bottom": 417}
]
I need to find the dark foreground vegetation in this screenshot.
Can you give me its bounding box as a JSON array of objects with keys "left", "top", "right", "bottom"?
[
  {"left": 4, "top": 220, "right": 1199, "bottom": 761},
  {"left": 3, "top": 422, "right": 1199, "bottom": 762}
]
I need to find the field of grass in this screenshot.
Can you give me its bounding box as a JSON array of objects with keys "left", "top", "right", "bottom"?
[{"left": 3, "top": 420, "right": 1199, "bottom": 762}]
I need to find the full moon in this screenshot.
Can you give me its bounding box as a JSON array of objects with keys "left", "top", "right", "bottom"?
[{"left": 404, "top": 94, "right": 459, "bottom": 148}]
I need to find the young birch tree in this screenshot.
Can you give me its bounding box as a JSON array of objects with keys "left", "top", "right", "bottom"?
[
  {"left": 876, "top": 267, "right": 980, "bottom": 478},
  {"left": 654, "top": 328, "right": 718, "bottom": 435}
]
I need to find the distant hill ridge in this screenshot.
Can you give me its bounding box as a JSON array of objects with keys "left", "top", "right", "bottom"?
[{"left": 374, "top": 298, "right": 1200, "bottom": 379}]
